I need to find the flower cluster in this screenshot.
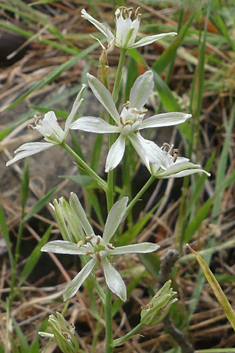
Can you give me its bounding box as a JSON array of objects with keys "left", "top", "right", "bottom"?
[{"left": 5, "top": 6, "right": 210, "bottom": 313}]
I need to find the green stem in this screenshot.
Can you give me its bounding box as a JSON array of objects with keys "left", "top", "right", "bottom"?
[
  {"left": 61, "top": 142, "right": 107, "bottom": 191},
  {"left": 104, "top": 287, "right": 113, "bottom": 353},
  {"left": 112, "top": 322, "right": 144, "bottom": 347},
  {"left": 126, "top": 175, "right": 156, "bottom": 215},
  {"left": 112, "top": 49, "right": 127, "bottom": 103}
]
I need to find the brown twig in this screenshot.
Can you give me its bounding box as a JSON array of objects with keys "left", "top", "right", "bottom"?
[{"left": 158, "top": 249, "right": 195, "bottom": 353}]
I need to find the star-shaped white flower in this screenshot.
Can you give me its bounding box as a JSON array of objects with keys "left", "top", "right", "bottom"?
[
  {"left": 6, "top": 85, "right": 86, "bottom": 166},
  {"left": 70, "top": 70, "right": 191, "bottom": 172},
  {"left": 81, "top": 7, "right": 177, "bottom": 49},
  {"left": 41, "top": 194, "right": 160, "bottom": 302},
  {"left": 140, "top": 142, "right": 210, "bottom": 178}
]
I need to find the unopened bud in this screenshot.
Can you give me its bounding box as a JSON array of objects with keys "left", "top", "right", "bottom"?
[{"left": 140, "top": 280, "right": 177, "bottom": 326}]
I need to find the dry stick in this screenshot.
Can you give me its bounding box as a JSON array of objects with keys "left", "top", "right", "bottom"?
[{"left": 158, "top": 249, "right": 195, "bottom": 353}]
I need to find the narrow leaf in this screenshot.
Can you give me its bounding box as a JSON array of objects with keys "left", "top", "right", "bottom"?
[{"left": 188, "top": 245, "right": 235, "bottom": 331}]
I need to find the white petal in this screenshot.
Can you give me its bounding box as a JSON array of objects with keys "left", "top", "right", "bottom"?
[
  {"left": 129, "top": 70, "right": 154, "bottom": 110},
  {"left": 156, "top": 162, "right": 210, "bottom": 178},
  {"left": 41, "top": 240, "right": 87, "bottom": 255},
  {"left": 70, "top": 117, "right": 119, "bottom": 133},
  {"left": 130, "top": 32, "right": 177, "bottom": 49},
  {"left": 139, "top": 112, "right": 192, "bottom": 130},
  {"left": 102, "top": 257, "right": 126, "bottom": 301},
  {"left": 86, "top": 73, "right": 120, "bottom": 124},
  {"left": 112, "top": 243, "right": 160, "bottom": 255},
  {"left": 63, "top": 258, "right": 97, "bottom": 301},
  {"left": 37, "top": 111, "right": 64, "bottom": 142},
  {"left": 69, "top": 193, "right": 94, "bottom": 237},
  {"left": 128, "top": 133, "right": 167, "bottom": 168},
  {"left": 103, "top": 197, "right": 128, "bottom": 243},
  {"left": 64, "top": 84, "right": 86, "bottom": 133},
  {"left": 81, "top": 9, "right": 114, "bottom": 43},
  {"left": 6, "top": 142, "right": 54, "bottom": 166},
  {"left": 105, "top": 135, "right": 126, "bottom": 172}
]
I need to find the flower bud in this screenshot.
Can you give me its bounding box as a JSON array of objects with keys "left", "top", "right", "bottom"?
[
  {"left": 39, "top": 312, "right": 79, "bottom": 353},
  {"left": 140, "top": 280, "right": 177, "bottom": 326}
]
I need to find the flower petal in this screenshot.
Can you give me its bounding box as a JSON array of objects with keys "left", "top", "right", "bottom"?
[
  {"left": 41, "top": 240, "right": 87, "bottom": 255},
  {"left": 105, "top": 135, "right": 126, "bottom": 172},
  {"left": 70, "top": 117, "right": 119, "bottom": 133},
  {"left": 129, "top": 70, "right": 154, "bottom": 110},
  {"left": 69, "top": 193, "right": 94, "bottom": 237},
  {"left": 156, "top": 161, "right": 210, "bottom": 178},
  {"left": 130, "top": 32, "right": 177, "bottom": 49},
  {"left": 63, "top": 258, "right": 97, "bottom": 301},
  {"left": 6, "top": 142, "right": 54, "bottom": 166},
  {"left": 102, "top": 257, "right": 127, "bottom": 301},
  {"left": 86, "top": 73, "right": 120, "bottom": 124},
  {"left": 36, "top": 111, "right": 64, "bottom": 143},
  {"left": 81, "top": 9, "right": 114, "bottom": 43},
  {"left": 128, "top": 133, "right": 167, "bottom": 168},
  {"left": 103, "top": 197, "right": 128, "bottom": 243},
  {"left": 112, "top": 242, "right": 160, "bottom": 255},
  {"left": 64, "top": 84, "right": 86, "bottom": 133},
  {"left": 139, "top": 112, "right": 192, "bottom": 130}
]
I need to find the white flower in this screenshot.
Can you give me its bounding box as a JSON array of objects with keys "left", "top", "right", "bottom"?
[
  {"left": 81, "top": 7, "right": 177, "bottom": 49},
  {"left": 6, "top": 85, "right": 86, "bottom": 166},
  {"left": 41, "top": 194, "right": 160, "bottom": 302},
  {"left": 141, "top": 142, "right": 211, "bottom": 178},
  {"left": 70, "top": 70, "right": 191, "bottom": 172}
]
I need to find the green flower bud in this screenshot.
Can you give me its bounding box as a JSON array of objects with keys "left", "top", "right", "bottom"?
[
  {"left": 39, "top": 312, "right": 80, "bottom": 353},
  {"left": 140, "top": 280, "right": 178, "bottom": 326}
]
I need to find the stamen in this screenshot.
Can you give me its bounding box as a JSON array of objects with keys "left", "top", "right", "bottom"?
[
  {"left": 85, "top": 250, "right": 93, "bottom": 256},
  {"left": 28, "top": 124, "right": 34, "bottom": 130},
  {"left": 130, "top": 108, "right": 139, "bottom": 114},
  {"left": 96, "top": 237, "right": 101, "bottom": 245},
  {"left": 172, "top": 149, "right": 178, "bottom": 163},
  {"left": 96, "top": 252, "right": 102, "bottom": 262},
  {"left": 163, "top": 142, "right": 171, "bottom": 151},
  {"left": 61, "top": 330, "right": 70, "bottom": 340},
  {"left": 77, "top": 240, "right": 83, "bottom": 248},
  {"left": 35, "top": 115, "right": 42, "bottom": 125},
  {"left": 85, "top": 235, "right": 93, "bottom": 242},
  {"left": 123, "top": 101, "right": 130, "bottom": 107},
  {"left": 107, "top": 243, "right": 115, "bottom": 250},
  {"left": 135, "top": 7, "right": 141, "bottom": 17}
]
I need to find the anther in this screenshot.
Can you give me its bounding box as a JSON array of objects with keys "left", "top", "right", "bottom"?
[
  {"left": 130, "top": 108, "right": 139, "bottom": 114},
  {"left": 96, "top": 252, "right": 102, "bottom": 262},
  {"left": 28, "top": 124, "right": 34, "bottom": 130},
  {"left": 96, "top": 237, "right": 101, "bottom": 245},
  {"left": 135, "top": 7, "right": 141, "bottom": 17},
  {"left": 35, "top": 115, "right": 42, "bottom": 125},
  {"left": 85, "top": 235, "right": 93, "bottom": 242},
  {"left": 61, "top": 330, "right": 70, "bottom": 339},
  {"left": 163, "top": 142, "right": 171, "bottom": 151},
  {"left": 107, "top": 243, "right": 115, "bottom": 250},
  {"left": 123, "top": 101, "right": 130, "bottom": 107},
  {"left": 77, "top": 240, "right": 83, "bottom": 248}
]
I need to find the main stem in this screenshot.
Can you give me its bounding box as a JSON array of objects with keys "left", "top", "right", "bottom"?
[
  {"left": 112, "top": 49, "right": 126, "bottom": 103},
  {"left": 104, "top": 287, "right": 113, "bottom": 353}
]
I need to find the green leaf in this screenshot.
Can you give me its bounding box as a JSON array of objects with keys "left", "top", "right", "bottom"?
[
  {"left": 184, "top": 197, "right": 214, "bottom": 243},
  {"left": 18, "top": 226, "right": 52, "bottom": 288},
  {"left": 21, "top": 160, "right": 29, "bottom": 211},
  {"left": 12, "top": 318, "right": 30, "bottom": 352},
  {"left": 152, "top": 14, "right": 195, "bottom": 75},
  {"left": 23, "top": 186, "right": 58, "bottom": 222},
  {"left": 188, "top": 245, "right": 235, "bottom": 332},
  {"left": 0, "top": 204, "right": 14, "bottom": 269}
]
